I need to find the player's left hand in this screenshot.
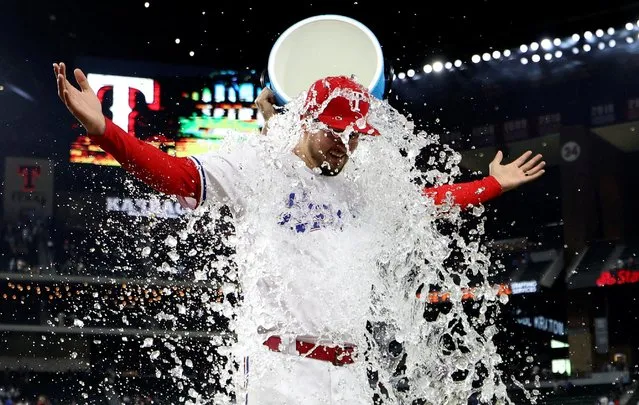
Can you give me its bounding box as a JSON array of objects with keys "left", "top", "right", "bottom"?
[
  {"left": 54, "top": 62, "right": 106, "bottom": 135},
  {"left": 489, "top": 150, "right": 545, "bottom": 192}
]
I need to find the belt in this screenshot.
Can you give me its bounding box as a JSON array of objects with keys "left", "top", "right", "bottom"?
[{"left": 263, "top": 335, "right": 356, "bottom": 366}]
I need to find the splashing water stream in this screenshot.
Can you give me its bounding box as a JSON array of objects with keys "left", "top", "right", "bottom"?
[
  {"left": 75, "top": 85, "right": 536, "bottom": 404},
  {"left": 170, "top": 88, "right": 522, "bottom": 404}
]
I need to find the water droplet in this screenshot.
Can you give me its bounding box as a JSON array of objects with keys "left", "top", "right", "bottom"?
[{"left": 164, "top": 235, "right": 178, "bottom": 248}]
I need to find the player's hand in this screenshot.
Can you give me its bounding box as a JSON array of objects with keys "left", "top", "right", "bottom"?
[
  {"left": 255, "top": 87, "right": 277, "bottom": 134},
  {"left": 53, "top": 62, "right": 106, "bottom": 136},
  {"left": 489, "top": 150, "right": 545, "bottom": 192}
]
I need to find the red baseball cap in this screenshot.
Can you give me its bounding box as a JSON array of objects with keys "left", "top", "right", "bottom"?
[{"left": 303, "top": 76, "right": 380, "bottom": 136}]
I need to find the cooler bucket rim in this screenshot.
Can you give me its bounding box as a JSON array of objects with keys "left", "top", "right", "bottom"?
[{"left": 267, "top": 14, "right": 385, "bottom": 104}]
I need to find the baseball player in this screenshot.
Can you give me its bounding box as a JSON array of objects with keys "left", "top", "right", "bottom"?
[{"left": 53, "top": 62, "right": 545, "bottom": 404}]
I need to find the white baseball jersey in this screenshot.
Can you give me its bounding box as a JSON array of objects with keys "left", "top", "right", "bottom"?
[{"left": 179, "top": 138, "right": 377, "bottom": 346}]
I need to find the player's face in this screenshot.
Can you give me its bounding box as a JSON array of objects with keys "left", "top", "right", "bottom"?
[{"left": 305, "top": 125, "right": 360, "bottom": 176}]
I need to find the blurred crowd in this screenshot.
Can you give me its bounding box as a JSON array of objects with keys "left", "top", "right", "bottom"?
[{"left": 0, "top": 217, "right": 53, "bottom": 275}]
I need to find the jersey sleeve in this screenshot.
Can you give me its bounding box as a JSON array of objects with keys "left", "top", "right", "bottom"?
[
  {"left": 177, "top": 141, "right": 256, "bottom": 212},
  {"left": 88, "top": 118, "right": 201, "bottom": 201},
  {"left": 422, "top": 176, "right": 502, "bottom": 209}
]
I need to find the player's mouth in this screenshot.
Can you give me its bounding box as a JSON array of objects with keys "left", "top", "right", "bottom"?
[{"left": 329, "top": 150, "right": 346, "bottom": 158}]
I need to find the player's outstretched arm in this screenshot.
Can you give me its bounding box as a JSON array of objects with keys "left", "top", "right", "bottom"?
[
  {"left": 54, "top": 62, "right": 201, "bottom": 203},
  {"left": 422, "top": 150, "right": 545, "bottom": 209}
]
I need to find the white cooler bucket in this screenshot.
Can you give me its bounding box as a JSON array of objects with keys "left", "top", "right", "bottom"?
[{"left": 265, "top": 14, "right": 389, "bottom": 105}]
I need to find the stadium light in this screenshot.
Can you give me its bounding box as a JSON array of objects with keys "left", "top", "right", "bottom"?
[{"left": 412, "top": 18, "right": 639, "bottom": 81}]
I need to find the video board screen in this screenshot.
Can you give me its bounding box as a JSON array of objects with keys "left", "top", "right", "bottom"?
[{"left": 68, "top": 59, "right": 264, "bottom": 166}]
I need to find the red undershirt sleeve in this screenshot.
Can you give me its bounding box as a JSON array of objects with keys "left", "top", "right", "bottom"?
[
  {"left": 88, "top": 118, "right": 202, "bottom": 205},
  {"left": 422, "top": 176, "right": 503, "bottom": 209}
]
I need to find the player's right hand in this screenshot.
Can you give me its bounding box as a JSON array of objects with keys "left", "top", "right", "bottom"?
[
  {"left": 53, "top": 62, "right": 106, "bottom": 136},
  {"left": 255, "top": 87, "right": 277, "bottom": 134}
]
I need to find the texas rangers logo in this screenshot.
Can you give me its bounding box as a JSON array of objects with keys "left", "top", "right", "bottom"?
[
  {"left": 278, "top": 191, "right": 344, "bottom": 233},
  {"left": 349, "top": 91, "right": 367, "bottom": 112}
]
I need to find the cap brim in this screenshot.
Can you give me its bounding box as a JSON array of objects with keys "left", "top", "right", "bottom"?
[{"left": 318, "top": 114, "right": 380, "bottom": 136}]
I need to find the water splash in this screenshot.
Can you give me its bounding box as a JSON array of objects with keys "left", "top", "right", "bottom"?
[
  {"left": 170, "top": 84, "right": 526, "bottom": 404},
  {"left": 61, "top": 80, "right": 537, "bottom": 404}
]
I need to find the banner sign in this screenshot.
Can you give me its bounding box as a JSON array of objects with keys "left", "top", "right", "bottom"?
[
  {"left": 503, "top": 118, "right": 528, "bottom": 142},
  {"left": 596, "top": 269, "right": 639, "bottom": 287},
  {"left": 537, "top": 112, "right": 561, "bottom": 136},
  {"left": 3, "top": 157, "right": 54, "bottom": 220},
  {"left": 516, "top": 315, "right": 566, "bottom": 336},
  {"left": 590, "top": 102, "right": 616, "bottom": 126},
  {"left": 510, "top": 280, "right": 538, "bottom": 294},
  {"left": 106, "top": 196, "right": 187, "bottom": 219}
]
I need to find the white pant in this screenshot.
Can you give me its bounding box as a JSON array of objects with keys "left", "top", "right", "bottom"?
[{"left": 239, "top": 346, "right": 373, "bottom": 405}]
